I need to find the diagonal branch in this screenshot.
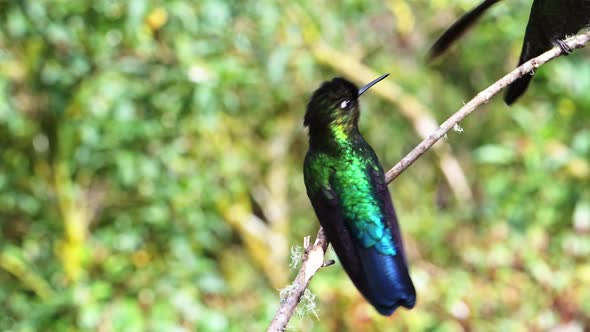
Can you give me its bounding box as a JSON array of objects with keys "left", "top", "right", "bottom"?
[
  {"left": 266, "top": 229, "right": 329, "bottom": 332},
  {"left": 266, "top": 31, "right": 590, "bottom": 332},
  {"left": 386, "top": 31, "right": 590, "bottom": 182}
]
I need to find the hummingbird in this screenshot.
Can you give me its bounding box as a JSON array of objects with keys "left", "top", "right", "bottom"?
[
  {"left": 428, "top": 0, "right": 590, "bottom": 104},
  {"left": 303, "top": 74, "right": 416, "bottom": 315}
]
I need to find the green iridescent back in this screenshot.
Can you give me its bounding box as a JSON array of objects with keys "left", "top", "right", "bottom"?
[{"left": 304, "top": 135, "right": 396, "bottom": 256}]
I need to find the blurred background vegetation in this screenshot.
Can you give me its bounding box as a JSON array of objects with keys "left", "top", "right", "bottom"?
[{"left": 1, "top": 0, "right": 590, "bottom": 331}]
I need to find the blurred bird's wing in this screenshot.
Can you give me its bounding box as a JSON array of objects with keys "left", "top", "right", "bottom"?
[{"left": 428, "top": 0, "right": 502, "bottom": 60}]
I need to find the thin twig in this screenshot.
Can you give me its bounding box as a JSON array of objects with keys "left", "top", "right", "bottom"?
[
  {"left": 386, "top": 32, "right": 590, "bottom": 182},
  {"left": 267, "top": 31, "right": 590, "bottom": 332},
  {"left": 266, "top": 228, "right": 329, "bottom": 332}
]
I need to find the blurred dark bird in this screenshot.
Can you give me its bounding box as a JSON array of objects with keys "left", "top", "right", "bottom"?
[
  {"left": 428, "top": 0, "right": 590, "bottom": 104},
  {"left": 303, "top": 74, "right": 416, "bottom": 315}
]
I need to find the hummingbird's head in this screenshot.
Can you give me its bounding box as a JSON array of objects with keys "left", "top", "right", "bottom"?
[{"left": 304, "top": 74, "right": 389, "bottom": 136}]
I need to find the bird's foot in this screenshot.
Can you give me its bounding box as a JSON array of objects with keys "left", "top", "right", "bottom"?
[{"left": 555, "top": 39, "right": 572, "bottom": 55}]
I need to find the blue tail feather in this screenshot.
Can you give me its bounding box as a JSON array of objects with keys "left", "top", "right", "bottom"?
[{"left": 357, "top": 246, "right": 416, "bottom": 315}]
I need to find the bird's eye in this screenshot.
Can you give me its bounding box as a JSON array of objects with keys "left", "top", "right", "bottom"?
[{"left": 339, "top": 100, "right": 350, "bottom": 109}]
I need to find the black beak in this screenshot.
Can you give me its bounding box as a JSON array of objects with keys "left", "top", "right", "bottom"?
[{"left": 358, "top": 73, "right": 389, "bottom": 97}]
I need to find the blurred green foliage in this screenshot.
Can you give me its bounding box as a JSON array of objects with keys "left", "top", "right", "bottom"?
[{"left": 1, "top": 0, "right": 590, "bottom": 331}]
